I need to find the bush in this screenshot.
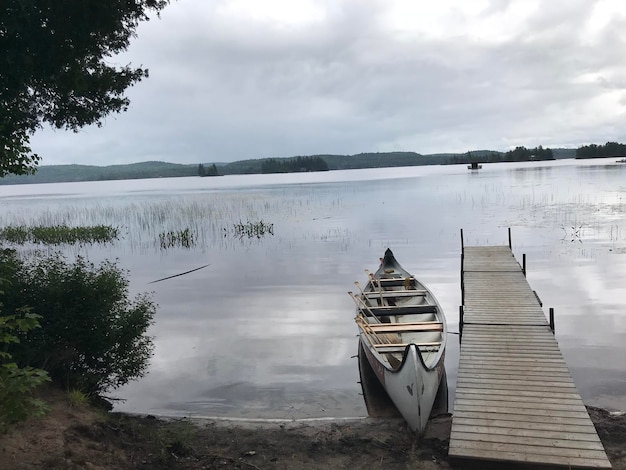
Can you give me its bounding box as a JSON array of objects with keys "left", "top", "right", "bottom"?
[
  {"left": 0, "top": 307, "right": 50, "bottom": 432},
  {"left": 0, "top": 250, "right": 156, "bottom": 396}
]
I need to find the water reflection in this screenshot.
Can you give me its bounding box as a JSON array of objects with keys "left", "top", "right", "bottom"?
[{"left": 0, "top": 158, "right": 624, "bottom": 418}]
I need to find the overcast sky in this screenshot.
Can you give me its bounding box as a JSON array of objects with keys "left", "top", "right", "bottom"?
[{"left": 31, "top": 0, "right": 626, "bottom": 166}]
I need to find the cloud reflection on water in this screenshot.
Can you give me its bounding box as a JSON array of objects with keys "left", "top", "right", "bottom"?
[{"left": 0, "top": 159, "right": 625, "bottom": 417}]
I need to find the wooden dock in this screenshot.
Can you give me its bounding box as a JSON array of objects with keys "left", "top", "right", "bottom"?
[{"left": 449, "top": 245, "right": 612, "bottom": 469}]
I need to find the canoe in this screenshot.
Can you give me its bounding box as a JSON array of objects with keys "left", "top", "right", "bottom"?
[{"left": 350, "top": 248, "right": 447, "bottom": 434}]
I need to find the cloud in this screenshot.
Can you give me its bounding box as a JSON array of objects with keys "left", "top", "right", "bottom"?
[{"left": 30, "top": 0, "right": 626, "bottom": 165}]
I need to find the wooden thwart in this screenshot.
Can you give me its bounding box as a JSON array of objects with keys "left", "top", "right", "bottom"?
[
  {"left": 450, "top": 245, "right": 612, "bottom": 469},
  {"left": 374, "top": 342, "right": 441, "bottom": 349},
  {"left": 368, "top": 321, "right": 443, "bottom": 333},
  {"left": 368, "top": 304, "right": 438, "bottom": 316},
  {"left": 374, "top": 342, "right": 441, "bottom": 354},
  {"left": 374, "top": 276, "right": 416, "bottom": 283},
  {"left": 362, "top": 290, "right": 427, "bottom": 298}
]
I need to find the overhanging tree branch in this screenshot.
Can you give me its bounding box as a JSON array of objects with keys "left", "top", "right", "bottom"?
[{"left": 0, "top": 0, "right": 170, "bottom": 176}]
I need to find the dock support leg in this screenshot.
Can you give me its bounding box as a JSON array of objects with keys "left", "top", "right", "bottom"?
[
  {"left": 459, "top": 305, "right": 464, "bottom": 342},
  {"left": 549, "top": 307, "right": 555, "bottom": 333},
  {"left": 460, "top": 256, "right": 464, "bottom": 304},
  {"left": 460, "top": 228, "right": 464, "bottom": 254}
]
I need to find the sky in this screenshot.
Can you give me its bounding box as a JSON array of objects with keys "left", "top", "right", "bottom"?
[{"left": 30, "top": 0, "right": 626, "bottom": 166}]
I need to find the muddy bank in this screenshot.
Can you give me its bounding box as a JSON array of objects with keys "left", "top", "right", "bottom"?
[{"left": 0, "top": 390, "right": 624, "bottom": 469}]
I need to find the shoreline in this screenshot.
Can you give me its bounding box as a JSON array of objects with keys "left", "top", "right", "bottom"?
[{"left": 1, "top": 389, "right": 624, "bottom": 469}]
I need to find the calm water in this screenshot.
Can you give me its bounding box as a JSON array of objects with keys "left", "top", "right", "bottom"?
[{"left": 1, "top": 158, "right": 625, "bottom": 419}]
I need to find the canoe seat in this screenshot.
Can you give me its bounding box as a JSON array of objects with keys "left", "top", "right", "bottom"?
[
  {"left": 368, "top": 322, "right": 443, "bottom": 333},
  {"left": 370, "top": 278, "right": 416, "bottom": 288},
  {"left": 374, "top": 342, "right": 441, "bottom": 354},
  {"left": 368, "top": 305, "right": 438, "bottom": 316},
  {"left": 363, "top": 290, "right": 427, "bottom": 299}
]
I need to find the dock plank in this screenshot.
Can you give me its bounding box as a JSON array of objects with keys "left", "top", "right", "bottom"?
[
  {"left": 453, "top": 410, "right": 595, "bottom": 427},
  {"left": 451, "top": 416, "right": 598, "bottom": 434},
  {"left": 448, "top": 446, "right": 612, "bottom": 468},
  {"left": 450, "top": 430, "right": 605, "bottom": 450},
  {"left": 450, "top": 245, "right": 612, "bottom": 469},
  {"left": 455, "top": 391, "right": 582, "bottom": 405}
]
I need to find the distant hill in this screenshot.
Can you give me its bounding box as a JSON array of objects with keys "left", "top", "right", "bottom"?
[
  {"left": 218, "top": 150, "right": 509, "bottom": 174},
  {"left": 218, "top": 152, "right": 448, "bottom": 174},
  {"left": 0, "top": 148, "right": 579, "bottom": 185},
  {"left": 0, "top": 161, "right": 198, "bottom": 185}
]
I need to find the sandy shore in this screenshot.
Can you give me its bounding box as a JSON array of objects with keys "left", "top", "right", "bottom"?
[{"left": 1, "top": 388, "right": 624, "bottom": 470}]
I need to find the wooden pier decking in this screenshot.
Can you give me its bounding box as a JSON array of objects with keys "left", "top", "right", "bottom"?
[{"left": 449, "top": 245, "right": 612, "bottom": 469}]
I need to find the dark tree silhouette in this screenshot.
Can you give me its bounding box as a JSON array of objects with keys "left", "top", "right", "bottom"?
[{"left": 1, "top": 0, "right": 170, "bottom": 176}]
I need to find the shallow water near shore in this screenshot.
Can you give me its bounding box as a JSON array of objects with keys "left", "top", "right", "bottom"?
[{"left": 1, "top": 158, "right": 625, "bottom": 419}]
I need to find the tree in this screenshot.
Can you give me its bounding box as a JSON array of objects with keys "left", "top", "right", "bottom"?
[
  {"left": 576, "top": 142, "right": 626, "bottom": 158},
  {"left": 1, "top": 1, "right": 169, "bottom": 177},
  {"left": 207, "top": 163, "right": 219, "bottom": 176},
  {"left": 260, "top": 156, "right": 329, "bottom": 173}
]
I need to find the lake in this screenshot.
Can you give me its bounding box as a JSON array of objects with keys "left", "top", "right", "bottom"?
[{"left": 1, "top": 158, "right": 625, "bottom": 420}]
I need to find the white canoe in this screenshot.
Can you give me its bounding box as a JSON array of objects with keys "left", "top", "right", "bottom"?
[{"left": 351, "top": 248, "right": 447, "bottom": 434}]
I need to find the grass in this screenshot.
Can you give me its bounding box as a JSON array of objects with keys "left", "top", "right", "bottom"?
[
  {"left": 0, "top": 189, "right": 337, "bottom": 253},
  {"left": 154, "top": 419, "right": 196, "bottom": 461},
  {"left": 158, "top": 228, "right": 196, "bottom": 250},
  {"left": 0, "top": 225, "right": 120, "bottom": 246},
  {"left": 230, "top": 220, "right": 274, "bottom": 239},
  {"left": 66, "top": 389, "right": 90, "bottom": 408}
]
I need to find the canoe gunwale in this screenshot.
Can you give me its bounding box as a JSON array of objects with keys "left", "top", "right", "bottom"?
[
  {"left": 354, "top": 249, "right": 448, "bottom": 434},
  {"left": 356, "top": 248, "right": 447, "bottom": 374}
]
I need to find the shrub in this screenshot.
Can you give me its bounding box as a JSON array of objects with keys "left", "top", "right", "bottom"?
[
  {"left": 0, "top": 250, "right": 156, "bottom": 396},
  {"left": 0, "top": 307, "right": 50, "bottom": 432},
  {"left": 66, "top": 389, "right": 89, "bottom": 408}
]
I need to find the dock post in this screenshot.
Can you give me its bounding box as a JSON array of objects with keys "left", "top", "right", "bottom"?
[
  {"left": 460, "top": 257, "right": 465, "bottom": 305},
  {"left": 459, "top": 305, "right": 464, "bottom": 342},
  {"left": 508, "top": 227, "right": 512, "bottom": 249},
  {"left": 460, "top": 228, "right": 464, "bottom": 254},
  {"left": 522, "top": 253, "right": 526, "bottom": 276},
  {"left": 549, "top": 307, "right": 555, "bottom": 333},
  {"left": 460, "top": 229, "right": 465, "bottom": 304}
]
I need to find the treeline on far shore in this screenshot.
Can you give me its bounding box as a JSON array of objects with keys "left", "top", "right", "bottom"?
[
  {"left": 1, "top": 142, "right": 623, "bottom": 185},
  {"left": 576, "top": 142, "right": 626, "bottom": 158}
]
